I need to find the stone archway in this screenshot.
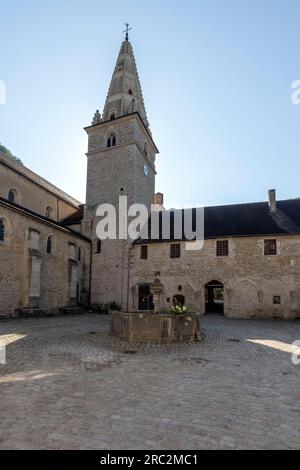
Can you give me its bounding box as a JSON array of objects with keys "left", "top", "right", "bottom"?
[{"left": 205, "top": 280, "right": 224, "bottom": 314}]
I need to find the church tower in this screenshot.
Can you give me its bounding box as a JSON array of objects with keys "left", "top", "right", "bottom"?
[{"left": 84, "top": 33, "right": 159, "bottom": 309}]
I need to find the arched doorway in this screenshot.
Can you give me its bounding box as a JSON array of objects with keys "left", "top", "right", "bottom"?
[{"left": 205, "top": 280, "right": 224, "bottom": 314}]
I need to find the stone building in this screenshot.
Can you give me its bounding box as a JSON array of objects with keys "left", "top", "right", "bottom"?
[
  {"left": 1, "top": 36, "right": 300, "bottom": 319},
  {"left": 0, "top": 151, "right": 90, "bottom": 317}
]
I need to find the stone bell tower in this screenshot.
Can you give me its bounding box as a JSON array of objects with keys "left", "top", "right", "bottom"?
[{"left": 84, "top": 32, "right": 159, "bottom": 309}]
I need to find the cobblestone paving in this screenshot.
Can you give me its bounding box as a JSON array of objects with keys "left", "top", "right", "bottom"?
[{"left": 0, "top": 314, "right": 299, "bottom": 450}]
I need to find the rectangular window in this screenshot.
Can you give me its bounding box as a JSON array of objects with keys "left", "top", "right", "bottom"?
[
  {"left": 273, "top": 296, "right": 281, "bottom": 305},
  {"left": 264, "top": 239, "right": 277, "bottom": 256},
  {"left": 170, "top": 243, "right": 181, "bottom": 259},
  {"left": 141, "top": 245, "right": 148, "bottom": 260},
  {"left": 216, "top": 240, "right": 229, "bottom": 257},
  {"left": 96, "top": 240, "right": 102, "bottom": 253}
]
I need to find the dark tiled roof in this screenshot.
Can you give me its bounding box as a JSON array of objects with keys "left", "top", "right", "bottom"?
[{"left": 135, "top": 199, "right": 300, "bottom": 244}]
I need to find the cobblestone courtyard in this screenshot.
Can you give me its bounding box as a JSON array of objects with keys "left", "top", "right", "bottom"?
[{"left": 0, "top": 314, "right": 299, "bottom": 450}]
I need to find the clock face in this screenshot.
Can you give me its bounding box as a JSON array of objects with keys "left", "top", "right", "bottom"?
[{"left": 144, "top": 164, "right": 148, "bottom": 176}]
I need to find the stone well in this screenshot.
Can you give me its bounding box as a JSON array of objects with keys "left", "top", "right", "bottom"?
[{"left": 110, "top": 311, "right": 202, "bottom": 342}]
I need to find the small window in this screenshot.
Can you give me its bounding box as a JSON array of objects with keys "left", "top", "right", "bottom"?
[
  {"left": 46, "top": 235, "right": 53, "bottom": 254},
  {"left": 45, "top": 206, "right": 53, "bottom": 219},
  {"left": 8, "top": 189, "right": 16, "bottom": 203},
  {"left": 178, "top": 285, "right": 182, "bottom": 291},
  {"left": 264, "top": 239, "right": 277, "bottom": 256},
  {"left": 273, "top": 296, "right": 281, "bottom": 305},
  {"left": 144, "top": 143, "right": 148, "bottom": 156},
  {"left": 107, "top": 133, "right": 116, "bottom": 148},
  {"left": 0, "top": 219, "right": 5, "bottom": 242},
  {"left": 110, "top": 113, "right": 116, "bottom": 120},
  {"left": 128, "top": 89, "right": 133, "bottom": 95},
  {"left": 78, "top": 247, "right": 81, "bottom": 261},
  {"left": 170, "top": 243, "right": 181, "bottom": 259},
  {"left": 141, "top": 245, "right": 148, "bottom": 260},
  {"left": 96, "top": 239, "right": 102, "bottom": 253},
  {"left": 216, "top": 240, "right": 229, "bottom": 257},
  {"left": 68, "top": 242, "right": 77, "bottom": 260}
]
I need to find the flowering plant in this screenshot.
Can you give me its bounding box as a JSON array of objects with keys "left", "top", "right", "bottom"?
[{"left": 169, "top": 305, "right": 190, "bottom": 315}]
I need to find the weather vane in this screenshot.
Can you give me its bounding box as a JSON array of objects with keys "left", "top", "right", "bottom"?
[{"left": 123, "top": 23, "right": 132, "bottom": 41}]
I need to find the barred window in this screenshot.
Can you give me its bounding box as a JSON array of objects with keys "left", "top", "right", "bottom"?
[
  {"left": 264, "top": 239, "right": 277, "bottom": 256},
  {"left": 0, "top": 219, "right": 5, "bottom": 242},
  {"left": 141, "top": 245, "right": 148, "bottom": 260},
  {"left": 216, "top": 240, "right": 229, "bottom": 257},
  {"left": 170, "top": 243, "right": 181, "bottom": 259}
]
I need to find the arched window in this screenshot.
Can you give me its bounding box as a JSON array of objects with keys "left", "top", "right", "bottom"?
[
  {"left": 46, "top": 235, "right": 53, "bottom": 254},
  {"left": 0, "top": 219, "right": 5, "bottom": 242},
  {"left": 107, "top": 133, "right": 117, "bottom": 148},
  {"left": 8, "top": 189, "right": 17, "bottom": 203},
  {"left": 45, "top": 206, "right": 54, "bottom": 219}
]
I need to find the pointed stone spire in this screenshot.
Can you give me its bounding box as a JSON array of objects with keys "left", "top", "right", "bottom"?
[{"left": 102, "top": 40, "right": 150, "bottom": 130}]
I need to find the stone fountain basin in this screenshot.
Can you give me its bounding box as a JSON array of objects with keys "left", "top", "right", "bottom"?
[{"left": 110, "top": 311, "right": 202, "bottom": 342}]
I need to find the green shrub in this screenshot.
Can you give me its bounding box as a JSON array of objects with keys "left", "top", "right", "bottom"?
[{"left": 0, "top": 143, "right": 23, "bottom": 165}]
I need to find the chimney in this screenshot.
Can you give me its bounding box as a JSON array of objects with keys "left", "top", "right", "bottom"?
[
  {"left": 268, "top": 189, "right": 276, "bottom": 213},
  {"left": 154, "top": 192, "right": 164, "bottom": 206}
]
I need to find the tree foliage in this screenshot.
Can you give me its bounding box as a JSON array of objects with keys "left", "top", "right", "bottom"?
[{"left": 0, "top": 143, "right": 23, "bottom": 165}]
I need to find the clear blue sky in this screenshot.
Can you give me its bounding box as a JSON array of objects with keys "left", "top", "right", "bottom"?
[{"left": 1, "top": 0, "right": 300, "bottom": 208}]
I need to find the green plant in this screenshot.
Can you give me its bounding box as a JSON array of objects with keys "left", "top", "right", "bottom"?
[
  {"left": 169, "top": 305, "right": 190, "bottom": 315},
  {"left": 0, "top": 143, "right": 23, "bottom": 165}
]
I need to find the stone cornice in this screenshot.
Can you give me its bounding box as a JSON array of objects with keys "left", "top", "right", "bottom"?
[{"left": 84, "top": 112, "right": 159, "bottom": 154}]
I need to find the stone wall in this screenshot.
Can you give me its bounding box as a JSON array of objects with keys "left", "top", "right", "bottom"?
[
  {"left": 0, "top": 204, "right": 90, "bottom": 316},
  {"left": 0, "top": 153, "right": 79, "bottom": 221},
  {"left": 129, "top": 236, "right": 300, "bottom": 319}
]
